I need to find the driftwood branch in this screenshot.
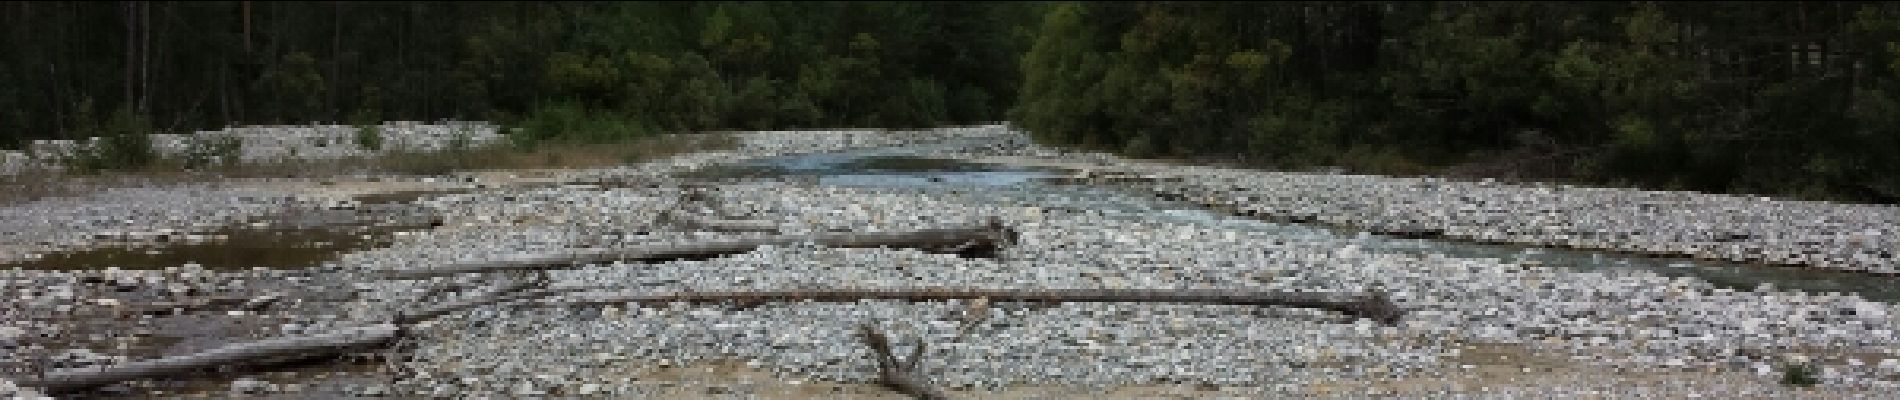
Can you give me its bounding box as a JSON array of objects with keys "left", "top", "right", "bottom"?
[
  {"left": 386, "top": 218, "right": 1015, "bottom": 279},
  {"left": 395, "top": 278, "right": 539, "bottom": 325},
  {"left": 662, "top": 201, "right": 780, "bottom": 233},
  {"left": 858, "top": 324, "right": 950, "bottom": 400},
  {"left": 22, "top": 278, "right": 567, "bottom": 393},
  {"left": 542, "top": 288, "right": 1403, "bottom": 325},
  {"left": 17, "top": 324, "right": 402, "bottom": 393},
  {"left": 674, "top": 214, "right": 781, "bottom": 233}
]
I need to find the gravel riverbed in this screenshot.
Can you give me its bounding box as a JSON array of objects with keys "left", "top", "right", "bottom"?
[
  {"left": 948, "top": 141, "right": 1899, "bottom": 274},
  {"left": 4, "top": 125, "right": 1899, "bottom": 398}
]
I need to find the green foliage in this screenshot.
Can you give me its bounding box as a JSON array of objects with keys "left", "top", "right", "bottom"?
[
  {"left": 350, "top": 109, "right": 384, "bottom": 151},
  {"left": 254, "top": 52, "right": 329, "bottom": 123},
  {"left": 1781, "top": 362, "right": 1819, "bottom": 387},
  {"left": 519, "top": 102, "right": 654, "bottom": 144},
  {"left": 11, "top": 2, "right": 1900, "bottom": 202},
  {"left": 1012, "top": 1, "right": 1900, "bottom": 203},
  {"left": 2, "top": 1, "right": 1045, "bottom": 150},
  {"left": 67, "top": 107, "right": 157, "bottom": 173}
]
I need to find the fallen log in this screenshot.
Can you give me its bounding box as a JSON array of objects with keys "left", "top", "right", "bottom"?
[
  {"left": 540, "top": 288, "right": 1403, "bottom": 325},
  {"left": 16, "top": 324, "right": 402, "bottom": 393},
  {"left": 680, "top": 216, "right": 782, "bottom": 233},
  {"left": 386, "top": 218, "right": 1015, "bottom": 279},
  {"left": 859, "top": 324, "right": 950, "bottom": 400},
  {"left": 394, "top": 279, "right": 538, "bottom": 325},
  {"left": 662, "top": 209, "right": 782, "bottom": 233},
  {"left": 18, "top": 280, "right": 563, "bottom": 393},
  {"left": 664, "top": 195, "right": 782, "bottom": 233}
]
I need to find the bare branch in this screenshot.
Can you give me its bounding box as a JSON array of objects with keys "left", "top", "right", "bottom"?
[{"left": 858, "top": 323, "right": 950, "bottom": 400}]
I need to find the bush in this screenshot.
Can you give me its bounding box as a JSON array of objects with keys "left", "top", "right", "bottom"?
[
  {"left": 356, "top": 125, "right": 384, "bottom": 151},
  {"left": 1781, "top": 362, "right": 1819, "bottom": 387},
  {"left": 519, "top": 102, "right": 655, "bottom": 145},
  {"left": 67, "top": 107, "right": 156, "bottom": 173},
  {"left": 350, "top": 109, "right": 384, "bottom": 151}
]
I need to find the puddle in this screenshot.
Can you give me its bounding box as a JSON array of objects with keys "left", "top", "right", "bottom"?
[
  {"left": 5, "top": 210, "right": 438, "bottom": 271},
  {"left": 5, "top": 226, "right": 410, "bottom": 271}
]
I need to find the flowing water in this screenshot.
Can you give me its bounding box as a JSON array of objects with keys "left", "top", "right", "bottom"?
[{"left": 731, "top": 149, "right": 1900, "bottom": 303}]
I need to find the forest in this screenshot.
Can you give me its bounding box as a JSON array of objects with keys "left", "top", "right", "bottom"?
[
  {"left": 0, "top": 1, "right": 1046, "bottom": 144},
  {"left": 3, "top": 1, "right": 1899, "bottom": 203}
]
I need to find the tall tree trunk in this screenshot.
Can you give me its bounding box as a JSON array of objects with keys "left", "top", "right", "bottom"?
[
  {"left": 139, "top": 0, "right": 150, "bottom": 116},
  {"left": 331, "top": 0, "right": 341, "bottom": 121},
  {"left": 50, "top": 61, "right": 63, "bottom": 139},
  {"left": 48, "top": 3, "right": 64, "bottom": 139},
  {"left": 242, "top": 0, "right": 251, "bottom": 54},
  {"left": 124, "top": 1, "right": 135, "bottom": 113},
  {"left": 219, "top": 63, "right": 231, "bottom": 124},
  {"left": 397, "top": 3, "right": 407, "bottom": 119}
]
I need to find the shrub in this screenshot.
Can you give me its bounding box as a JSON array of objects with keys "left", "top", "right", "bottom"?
[
  {"left": 355, "top": 125, "right": 383, "bottom": 151},
  {"left": 67, "top": 107, "right": 156, "bottom": 173},
  {"left": 350, "top": 109, "right": 384, "bottom": 151},
  {"left": 1781, "top": 362, "right": 1819, "bottom": 387},
  {"left": 519, "top": 102, "right": 655, "bottom": 145}
]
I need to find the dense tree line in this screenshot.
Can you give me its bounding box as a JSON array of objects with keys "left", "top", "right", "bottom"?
[
  {"left": 1014, "top": 2, "right": 1900, "bottom": 203},
  {"left": 5, "top": 1, "right": 1899, "bottom": 203},
  {"left": 0, "top": 1, "right": 1045, "bottom": 147}
]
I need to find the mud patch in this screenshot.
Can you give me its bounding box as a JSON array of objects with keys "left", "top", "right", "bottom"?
[{"left": 4, "top": 223, "right": 432, "bottom": 271}]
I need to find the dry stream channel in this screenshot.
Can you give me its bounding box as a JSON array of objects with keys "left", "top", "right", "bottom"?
[{"left": 7, "top": 142, "right": 1898, "bottom": 398}]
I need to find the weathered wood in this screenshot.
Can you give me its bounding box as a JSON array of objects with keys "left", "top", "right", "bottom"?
[
  {"left": 544, "top": 288, "right": 1403, "bottom": 325},
  {"left": 20, "top": 280, "right": 566, "bottom": 393},
  {"left": 859, "top": 324, "right": 950, "bottom": 400},
  {"left": 680, "top": 216, "right": 781, "bottom": 233},
  {"left": 394, "top": 279, "right": 538, "bottom": 325},
  {"left": 664, "top": 195, "right": 782, "bottom": 233},
  {"left": 386, "top": 218, "right": 1015, "bottom": 279},
  {"left": 18, "top": 324, "right": 401, "bottom": 393}
]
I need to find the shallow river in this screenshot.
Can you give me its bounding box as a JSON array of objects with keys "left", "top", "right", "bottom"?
[{"left": 731, "top": 148, "right": 1900, "bottom": 303}]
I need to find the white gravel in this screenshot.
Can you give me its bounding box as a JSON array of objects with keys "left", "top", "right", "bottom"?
[
  {"left": 946, "top": 135, "right": 1899, "bottom": 274},
  {"left": 369, "top": 180, "right": 1899, "bottom": 397},
  {"left": 5, "top": 124, "right": 1899, "bottom": 398},
  {"left": 5, "top": 121, "right": 503, "bottom": 172}
]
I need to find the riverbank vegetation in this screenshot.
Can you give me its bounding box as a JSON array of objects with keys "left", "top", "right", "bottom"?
[
  {"left": 5, "top": 1, "right": 1899, "bottom": 203},
  {"left": 1013, "top": 2, "right": 1900, "bottom": 203}
]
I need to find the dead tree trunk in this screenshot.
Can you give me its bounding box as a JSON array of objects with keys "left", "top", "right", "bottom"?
[
  {"left": 395, "top": 282, "right": 578, "bottom": 325},
  {"left": 545, "top": 288, "right": 1402, "bottom": 325},
  {"left": 393, "top": 278, "right": 537, "bottom": 325},
  {"left": 18, "top": 324, "right": 401, "bottom": 393},
  {"left": 664, "top": 211, "right": 781, "bottom": 233},
  {"left": 385, "top": 219, "right": 1015, "bottom": 279},
  {"left": 20, "top": 278, "right": 565, "bottom": 393}
]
